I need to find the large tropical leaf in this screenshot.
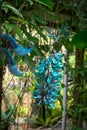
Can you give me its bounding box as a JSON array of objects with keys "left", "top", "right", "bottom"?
[
  {"left": 71, "top": 30, "right": 87, "bottom": 49},
  {"left": 2, "top": 1, "right": 23, "bottom": 18},
  {"left": 35, "top": 0, "right": 53, "bottom": 9}
]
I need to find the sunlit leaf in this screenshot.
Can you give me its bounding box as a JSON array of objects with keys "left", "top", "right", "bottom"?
[
  {"left": 2, "top": 21, "right": 14, "bottom": 32},
  {"left": 14, "top": 87, "right": 21, "bottom": 96},
  {"left": 32, "top": 24, "right": 48, "bottom": 41},
  {"left": 50, "top": 116, "right": 59, "bottom": 125},
  {"left": 21, "top": 25, "right": 39, "bottom": 43},
  {"left": 45, "top": 117, "right": 51, "bottom": 126},
  {"left": 14, "top": 26, "right": 24, "bottom": 42},
  {"left": 8, "top": 16, "right": 26, "bottom": 24}
]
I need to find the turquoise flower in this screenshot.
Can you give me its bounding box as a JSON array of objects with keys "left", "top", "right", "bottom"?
[
  {"left": 0, "top": 34, "right": 33, "bottom": 76},
  {"left": 14, "top": 45, "right": 33, "bottom": 56},
  {"left": 0, "top": 34, "right": 33, "bottom": 56},
  {"left": 33, "top": 50, "right": 64, "bottom": 108},
  {"left": 8, "top": 64, "right": 23, "bottom": 76},
  {"left": 0, "top": 48, "right": 23, "bottom": 76}
]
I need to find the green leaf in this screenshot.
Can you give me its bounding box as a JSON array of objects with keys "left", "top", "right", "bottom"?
[
  {"left": 45, "top": 117, "right": 51, "bottom": 126},
  {"left": 27, "top": 0, "right": 33, "bottom": 5},
  {"left": 33, "top": 45, "right": 43, "bottom": 56},
  {"left": 36, "top": 117, "right": 45, "bottom": 125},
  {"left": 1, "top": 112, "right": 7, "bottom": 120},
  {"left": 34, "top": 13, "right": 47, "bottom": 25},
  {"left": 50, "top": 116, "right": 59, "bottom": 125},
  {"left": 14, "top": 87, "right": 21, "bottom": 96},
  {"left": 26, "top": 117, "right": 39, "bottom": 124},
  {"left": 26, "top": 33, "right": 39, "bottom": 44},
  {"left": 6, "top": 108, "right": 13, "bottom": 119},
  {"left": 12, "top": 104, "right": 17, "bottom": 119},
  {"left": 71, "top": 30, "right": 87, "bottom": 49},
  {"left": 14, "top": 25, "right": 24, "bottom": 42},
  {"left": 21, "top": 24, "right": 39, "bottom": 43},
  {"left": 2, "top": 21, "right": 14, "bottom": 32},
  {"left": 2, "top": 1, "right": 23, "bottom": 18},
  {"left": 1, "top": 107, "right": 13, "bottom": 121},
  {"left": 24, "top": 55, "right": 35, "bottom": 72},
  {"left": 8, "top": 16, "right": 26, "bottom": 24},
  {"left": 32, "top": 24, "right": 48, "bottom": 41},
  {"left": 0, "top": 53, "right": 6, "bottom": 65},
  {"left": 35, "top": 0, "right": 53, "bottom": 9}
]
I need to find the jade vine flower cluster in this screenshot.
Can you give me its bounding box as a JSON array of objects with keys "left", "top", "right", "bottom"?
[
  {"left": 0, "top": 34, "right": 33, "bottom": 76},
  {"left": 33, "top": 50, "right": 64, "bottom": 108}
]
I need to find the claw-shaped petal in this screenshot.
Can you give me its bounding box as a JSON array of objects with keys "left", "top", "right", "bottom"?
[
  {"left": 53, "top": 50, "right": 64, "bottom": 60},
  {"left": 47, "top": 76, "right": 51, "bottom": 84},
  {"left": 0, "top": 34, "right": 33, "bottom": 55},
  {"left": 49, "top": 103, "right": 55, "bottom": 108},
  {"left": 0, "top": 34, "right": 18, "bottom": 48},
  {"left": 51, "top": 57, "right": 58, "bottom": 64},
  {"left": 8, "top": 64, "right": 23, "bottom": 76},
  {"left": 52, "top": 71, "right": 62, "bottom": 77},
  {"left": 14, "top": 45, "right": 33, "bottom": 56}
]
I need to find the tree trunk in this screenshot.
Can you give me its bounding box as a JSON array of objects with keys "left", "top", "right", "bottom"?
[
  {"left": 0, "top": 0, "right": 3, "bottom": 128},
  {"left": 73, "top": 48, "right": 84, "bottom": 127},
  {"left": 0, "top": 65, "right": 3, "bottom": 127},
  {"left": 62, "top": 48, "right": 68, "bottom": 130}
]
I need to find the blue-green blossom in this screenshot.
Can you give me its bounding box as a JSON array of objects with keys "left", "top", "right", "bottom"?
[
  {"left": 33, "top": 50, "right": 64, "bottom": 108},
  {"left": 0, "top": 48, "right": 23, "bottom": 76},
  {"left": 0, "top": 34, "right": 33, "bottom": 56},
  {"left": 0, "top": 34, "right": 33, "bottom": 76}
]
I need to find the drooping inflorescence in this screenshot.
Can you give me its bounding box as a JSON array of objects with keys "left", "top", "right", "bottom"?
[
  {"left": 33, "top": 50, "right": 64, "bottom": 108},
  {"left": 0, "top": 34, "right": 33, "bottom": 76}
]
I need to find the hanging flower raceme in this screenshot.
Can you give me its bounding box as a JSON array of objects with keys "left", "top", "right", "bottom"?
[
  {"left": 33, "top": 50, "right": 64, "bottom": 108},
  {"left": 0, "top": 34, "right": 33, "bottom": 76}
]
